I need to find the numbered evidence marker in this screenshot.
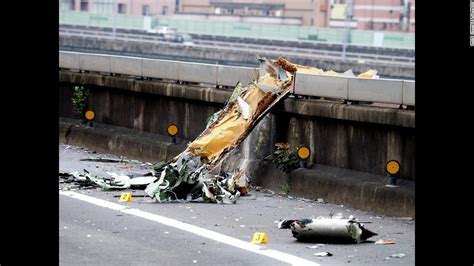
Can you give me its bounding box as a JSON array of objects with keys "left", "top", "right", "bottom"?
[
  {"left": 119, "top": 192, "right": 133, "bottom": 202},
  {"left": 251, "top": 232, "right": 268, "bottom": 244}
]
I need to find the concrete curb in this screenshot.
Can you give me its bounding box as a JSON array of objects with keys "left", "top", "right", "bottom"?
[
  {"left": 250, "top": 162, "right": 414, "bottom": 218},
  {"left": 288, "top": 167, "right": 414, "bottom": 218},
  {"left": 60, "top": 120, "right": 187, "bottom": 163}
]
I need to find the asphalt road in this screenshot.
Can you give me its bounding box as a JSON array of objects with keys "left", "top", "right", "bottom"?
[{"left": 59, "top": 144, "right": 415, "bottom": 265}]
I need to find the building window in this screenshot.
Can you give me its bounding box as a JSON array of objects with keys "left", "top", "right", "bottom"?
[
  {"left": 311, "top": 18, "right": 314, "bottom": 25},
  {"left": 163, "top": 6, "right": 169, "bottom": 15},
  {"left": 80, "top": 0, "right": 89, "bottom": 11},
  {"left": 118, "top": 3, "right": 126, "bottom": 14},
  {"left": 142, "top": 5, "right": 150, "bottom": 16},
  {"left": 62, "top": 0, "right": 75, "bottom": 11},
  {"left": 93, "top": 0, "right": 113, "bottom": 14}
]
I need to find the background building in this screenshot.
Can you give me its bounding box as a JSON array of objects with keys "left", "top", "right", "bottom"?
[
  {"left": 59, "top": 0, "right": 414, "bottom": 32},
  {"left": 60, "top": 0, "right": 176, "bottom": 16},
  {"left": 177, "top": 0, "right": 414, "bottom": 32}
]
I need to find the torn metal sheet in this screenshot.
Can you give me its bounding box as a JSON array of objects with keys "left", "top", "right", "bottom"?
[
  {"left": 88, "top": 173, "right": 131, "bottom": 190},
  {"left": 144, "top": 151, "right": 242, "bottom": 204},
  {"left": 186, "top": 57, "right": 297, "bottom": 168},
  {"left": 129, "top": 176, "right": 157, "bottom": 187},
  {"left": 59, "top": 170, "right": 135, "bottom": 190},
  {"left": 225, "top": 170, "right": 249, "bottom": 195},
  {"left": 145, "top": 152, "right": 204, "bottom": 202},
  {"left": 59, "top": 171, "right": 94, "bottom": 186},
  {"left": 278, "top": 217, "right": 377, "bottom": 243},
  {"left": 202, "top": 174, "right": 241, "bottom": 204},
  {"left": 237, "top": 96, "right": 251, "bottom": 120}
]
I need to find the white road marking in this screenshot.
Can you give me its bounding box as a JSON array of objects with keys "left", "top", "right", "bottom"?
[{"left": 60, "top": 191, "right": 319, "bottom": 266}]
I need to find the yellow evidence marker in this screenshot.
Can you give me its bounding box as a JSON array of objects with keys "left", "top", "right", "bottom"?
[
  {"left": 119, "top": 192, "right": 133, "bottom": 202},
  {"left": 251, "top": 232, "right": 268, "bottom": 244}
]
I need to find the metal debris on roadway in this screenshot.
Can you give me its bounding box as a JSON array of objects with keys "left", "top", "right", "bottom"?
[
  {"left": 278, "top": 216, "right": 377, "bottom": 243},
  {"left": 59, "top": 170, "right": 156, "bottom": 190},
  {"left": 80, "top": 156, "right": 142, "bottom": 163},
  {"left": 386, "top": 253, "right": 405, "bottom": 259},
  {"left": 307, "top": 244, "right": 325, "bottom": 249},
  {"left": 313, "top": 252, "right": 333, "bottom": 257},
  {"left": 375, "top": 239, "right": 396, "bottom": 245}
]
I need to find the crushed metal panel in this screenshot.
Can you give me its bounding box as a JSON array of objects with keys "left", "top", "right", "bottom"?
[{"left": 278, "top": 217, "right": 377, "bottom": 243}]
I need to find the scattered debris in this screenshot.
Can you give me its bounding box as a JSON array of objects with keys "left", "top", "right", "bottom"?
[
  {"left": 375, "top": 239, "right": 396, "bottom": 245},
  {"left": 313, "top": 252, "right": 333, "bottom": 257},
  {"left": 386, "top": 253, "right": 405, "bottom": 259},
  {"left": 80, "top": 157, "right": 141, "bottom": 163},
  {"left": 219, "top": 169, "right": 250, "bottom": 196},
  {"left": 144, "top": 152, "right": 241, "bottom": 204},
  {"left": 128, "top": 176, "right": 157, "bottom": 188},
  {"left": 307, "top": 244, "right": 325, "bottom": 249},
  {"left": 278, "top": 216, "right": 377, "bottom": 243},
  {"left": 113, "top": 194, "right": 147, "bottom": 198},
  {"left": 316, "top": 198, "right": 326, "bottom": 204},
  {"left": 329, "top": 212, "right": 344, "bottom": 219}
]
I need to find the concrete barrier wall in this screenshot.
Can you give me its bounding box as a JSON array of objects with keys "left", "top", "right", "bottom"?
[
  {"left": 59, "top": 35, "right": 415, "bottom": 79},
  {"left": 279, "top": 111, "right": 415, "bottom": 181},
  {"left": 59, "top": 70, "right": 415, "bottom": 180},
  {"left": 60, "top": 51, "right": 415, "bottom": 106}
]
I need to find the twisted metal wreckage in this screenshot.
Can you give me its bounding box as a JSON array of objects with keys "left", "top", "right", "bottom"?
[{"left": 61, "top": 57, "right": 379, "bottom": 205}]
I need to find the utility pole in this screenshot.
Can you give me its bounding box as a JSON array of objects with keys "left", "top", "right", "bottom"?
[
  {"left": 342, "top": 0, "right": 353, "bottom": 61},
  {"left": 401, "top": 0, "right": 410, "bottom": 32}
]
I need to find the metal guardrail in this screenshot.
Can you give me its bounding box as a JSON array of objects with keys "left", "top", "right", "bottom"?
[{"left": 59, "top": 51, "right": 415, "bottom": 106}]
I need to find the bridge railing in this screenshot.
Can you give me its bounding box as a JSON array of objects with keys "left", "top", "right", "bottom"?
[{"left": 59, "top": 51, "right": 415, "bottom": 107}]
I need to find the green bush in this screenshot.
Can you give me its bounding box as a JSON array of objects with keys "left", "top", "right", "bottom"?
[
  {"left": 272, "top": 143, "right": 299, "bottom": 173},
  {"left": 72, "top": 85, "right": 89, "bottom": 116}
]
